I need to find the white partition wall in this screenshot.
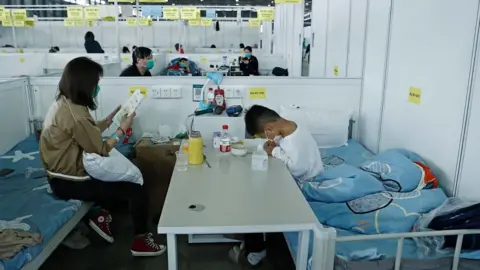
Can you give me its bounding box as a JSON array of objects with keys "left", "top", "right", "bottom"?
[
  {"left": 308, "top": 0, "right": 368, "bottom": 78},
  {"left": 29, "top": 77, "right": 362, "bottom": 142},
  {"left": 0, "top": 79, "right": 31, "bottom": 155},
  {"left": 378, "top": 0, "right": 479, "bottom": 195},
  {"left": 358, "top": 0, "right": 392, "bottom": 152}
]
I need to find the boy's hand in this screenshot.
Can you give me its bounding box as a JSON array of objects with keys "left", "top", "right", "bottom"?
[{"left": 264, "top": 141, "right": 276, "bottom": 156}]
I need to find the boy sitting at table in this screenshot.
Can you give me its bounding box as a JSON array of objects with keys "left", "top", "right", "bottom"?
[{"left": 228, "top": 105, "right": 324, "bottom": 267}]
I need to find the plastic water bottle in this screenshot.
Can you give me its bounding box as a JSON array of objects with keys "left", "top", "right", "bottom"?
[
  {"left": 220, "top": 125, "right": 231, "bottom": 153},
  {"left": 252, "top": 145, "right": 268, "bottom": 171}
]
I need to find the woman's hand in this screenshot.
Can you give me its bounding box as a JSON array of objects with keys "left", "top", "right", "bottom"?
[
  {"left": 105, "top": 105, "right": 121, "bottom": 126},
  {"left": 120, "top": 112, "right": 136, "bottom": 131}
]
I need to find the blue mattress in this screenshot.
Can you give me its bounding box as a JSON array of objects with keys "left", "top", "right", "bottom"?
[
  {"left": 0, "top": 135, "right": 82, "bottom": 270},
  {"left": 284, "top": 140, "right": 480, "bottom": 268}
]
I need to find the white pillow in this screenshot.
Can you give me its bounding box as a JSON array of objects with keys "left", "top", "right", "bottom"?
[
  {"left": 83, "top": 148, "right": 143, "bottom": 185},
  {"left": 279, "top": 105, "right": 351, "bottom": 148}
]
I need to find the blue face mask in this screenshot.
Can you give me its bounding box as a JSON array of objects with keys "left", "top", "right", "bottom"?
[
  {"left": 145, "top": 59, "right": 155, "bottom": 70},
  {"left": 244, "top": 52, "right": 252, "bottom": 58},
  {"left": 179, "top": 62, "right": 187, "bottom": 68},
  {"left": 93, "top": 85, "right": 100, "bottom": 98}
]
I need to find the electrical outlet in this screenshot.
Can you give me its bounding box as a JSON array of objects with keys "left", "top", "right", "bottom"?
[
  {"left": 225, "top": 87, "right": 235, "bottom": 98},
  {"left": 234, "top": 87, "right": 244, "bottom": 98},
  {"left": 171, "top": 87, "right": 182, "bottom": 98},
  {"left": 161, "top": 87, "right": 171, "bottom": 98},
  {"left": 151, "top": 86, "right": 162, "bottom": 98}
]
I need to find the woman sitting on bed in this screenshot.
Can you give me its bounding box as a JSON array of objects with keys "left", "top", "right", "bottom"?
[{"left": 39, "top": 57, "right": 166, "bottom": 257}]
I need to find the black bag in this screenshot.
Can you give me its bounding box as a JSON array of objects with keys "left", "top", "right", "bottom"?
[{"left": 272, "top": 67, "right": 288, "bottom": 76}]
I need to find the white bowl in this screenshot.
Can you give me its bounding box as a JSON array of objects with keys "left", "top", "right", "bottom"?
[{"left": 231, "top": 146, "right": 248, "bottom": 157}]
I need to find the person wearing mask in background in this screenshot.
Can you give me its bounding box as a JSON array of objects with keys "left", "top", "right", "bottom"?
[
  {"left": 167, "top": 58, "right": 190, "bottom": 75},
  {"left": 240, "top": 46, "right": 259, "bottom": 76},
  {"left": 120, "top": 47, "right": 154, "bottom": 77},
  {"left": 40, "top": 57, "right": 166, "bottom": 257},
  {"left": 239, "top": 43, "right": 245, "bottom": 49},
  {"left": 84, "top": 31, "right": 104, "bottom": 54},
  {"left": 174, "top": 43, "right": 185, "bottom": 54}
]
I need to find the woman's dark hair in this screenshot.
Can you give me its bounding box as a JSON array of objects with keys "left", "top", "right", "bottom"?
[
  {"left": 174, "top": 43, "right": 180, "bottom": 51},
  {"left": 244, "top": 46, "right": 252, "bottom": 53},
  {"left": 210, "top": 44, "right": 216, "bottom": 48},
  {"left": 122, "top": 46, "right": 130, "bottom": 53},
  {"left": 132, "top": 47, "right": 152, "bottom": 65},
  {"left": 84, "top": 31, "right": 95, "bottom": 40},
  {"left": 239, "top": 43, "right": 245, "bottom": 49},
  {"left": 54, "top": 46, "right": 60, "bottom": 51},
  {"left": 57, "top": 57, "right": 103, "bottom": 110}
]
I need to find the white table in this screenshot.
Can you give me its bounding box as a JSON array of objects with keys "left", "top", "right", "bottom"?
[{"left": 157, "top": 140, "right": 318, "bottom": 270}]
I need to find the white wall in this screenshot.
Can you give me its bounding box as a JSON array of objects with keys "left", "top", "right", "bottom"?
[
  {"left": 457, "top": 32, "right": 480, "bottom": 200},
  {"left": 0, "top": 53, "right": 47, "bottom": 77},
  {"left": 378, "top": 0, "right": 479, "bottom": 195},
  {"left": 0, "top": 21, "right": 260, "bottom": 51},
  {"left": 30, "top": 77, "right": 362, "bottom": 142},
  {"left": 308, "top": 0, "right": 368, "bottom": 78},
  {"left": 358, "top": 0, "right": 392, "bottom": 152}
]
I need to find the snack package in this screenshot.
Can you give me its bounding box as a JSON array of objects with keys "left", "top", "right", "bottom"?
[{"left": 112, "top": 90, "right": 144, "bottom": 127}]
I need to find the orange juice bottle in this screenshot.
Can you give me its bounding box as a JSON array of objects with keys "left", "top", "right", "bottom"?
[{"left": 188, "top": 131, "right": 204, "bottom": 165}]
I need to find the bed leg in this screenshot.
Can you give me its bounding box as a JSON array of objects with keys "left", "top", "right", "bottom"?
[
  {"left": 394, "top": 237, "right": 404, "bottom": 270},
  {"left": 325, "top": 228, "right": 337, "bottom": 270},
  {"left": 296, "top": 230, "right": 310, "bottom": 270},
  {"left": 312, "top": 225, "right": 328, "bottom": 270},
  {"left": 452, "top": 234, "right": 464, "bottom": 270}
]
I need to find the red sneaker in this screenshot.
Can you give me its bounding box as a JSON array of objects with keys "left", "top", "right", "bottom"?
[
  {"left": 88, "top": 210, "right": 114, "bottom": 243},
  {"left": 130, "top": 233, "right": 166, "bottom": 257}
]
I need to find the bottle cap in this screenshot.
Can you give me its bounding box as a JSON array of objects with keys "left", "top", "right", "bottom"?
[{"left": 222, "top": 124, "right": 228, "bottom": 130}]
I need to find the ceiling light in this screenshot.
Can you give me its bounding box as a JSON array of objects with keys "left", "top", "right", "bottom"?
[
  {"left": 236, "top": 3, "right": 239, "bottom": 5},
  {"left": 172, "top": 3, "right": 175, "bottom": 5},
  {"left": 306, "top": 3, "right": 309, "bottom": 5}
]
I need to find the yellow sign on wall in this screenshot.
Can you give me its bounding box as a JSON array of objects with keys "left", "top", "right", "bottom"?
[
  {"left": 409, "top": 87, "right": 421, "bottom": 104},
  {"left": 249, "top": 87, "right": 267, "bottom": 100},
  {"left": 64, "top": 19, "right": 75, "bottom": 27},
  {"left": 189, "top": 20, "right": 200, "bottom": 27},
  {"left": 86, "top": 20, "right": 95, "bottom": 27},
  {"left": 67, "top": 7, "right": 83, "bottom": 19},
  {"left": 75, "top": 20, "right": 85, "bottom": 27},
  {"left": 140, "top": 0, "right": 168, "bottom": 2},
  {"left": 84, "top": 7, "right": 99, "bottom": 20},
  {"left": 275, "top": 0, "right": 302, "bottom": 3},
  {"left": 13, "top": 20, "right": 25, "bottom": 27},
  {"left": 248, "top": 19, "right": 261, "bottom": 27},
  {"left": 258, "top": 8, "right": 275, "bottom": 21},
  {"left": 201, "top": 18, "right": 212, "bottom": 27},
  {"left": 126, "top": 18, "right": 137, "bottom": 26},
  {"left": 139, "top": 17, "right": 152, "bottom": 26},
  {"left": 163, "top": 7, "right": 179, "bottom": 20},
  {"left": 181, "top": 7, "right": 197, "bottom": 20},
  {"left": 0, "top": 6, "right": 5, "bottom": 20},
  {"left": 12, "top": 9, "right": 27, "bottom": 21},
  {"left": 25, "top": 18, "right": 35, "bottom": 27},
  {"left": 129, "top": 86, "right": 147, "bottom": 97},
  {"left": 334, "top": 65, "right": 339, "bottom": 76}
]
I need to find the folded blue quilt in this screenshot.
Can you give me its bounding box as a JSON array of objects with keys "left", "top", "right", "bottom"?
[
  {"left": 360, "top": 149, "right": 426, "bottom": 192},
  {"left": 301, "top": 164, "right": 385, "bottom": 203},
  {"left": 311, "top": 188, "right": 447, "bottom": 234}
]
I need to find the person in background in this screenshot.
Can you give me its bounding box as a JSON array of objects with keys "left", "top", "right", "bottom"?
[
  {"left": 174, "top": 43, "right": 185, "bottom": 54},
  {"left": 239, "top": 43, "right": 245, "bottom": 49},
  {"left": 229, "top": 105, "right": 324, "bottom": 267},
  {"left": 168, "top": 58, "right": 190, "bottom": 75},
  {"left": 210, "top": 44, "right": 217, "bottom": 48},
  {"left": 120, "top": 47, "right": 154, "bottom": 77},
  {"left": 40, "top": 57, "right": 166, "bottom": 257},
  {"left": 122, "top": 46, "right": 130, "bottom": 53},
  {"left": 240, "top": 46, "right": 260, "bottom": 76},
  {"left": 84, "top": 31, "right": 104, "bottom": 54},
  {"left": 304, "top": 43, "right": 311, "bottom": 62},
  {"left": 132, "top": 45, "right": 137, "bottom": 62}
]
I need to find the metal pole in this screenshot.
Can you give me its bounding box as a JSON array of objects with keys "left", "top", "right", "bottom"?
[
  {"left": 11, "top": 10, "right": 18, "bottom": 48},
  {"left": 115, "top": 0, "right": 120, "bottom": 60},
  {"left": 136, "top": 0, "right": 139, "bottom": 47}
]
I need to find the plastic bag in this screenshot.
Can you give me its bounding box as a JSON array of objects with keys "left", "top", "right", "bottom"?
[{"left": 412, "top": 197, "right": 478, "bottom": 257}]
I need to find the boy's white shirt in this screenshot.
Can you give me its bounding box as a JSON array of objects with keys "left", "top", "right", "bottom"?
[{"left": 271, "top": 125, "right": 324, "bottom": 181}]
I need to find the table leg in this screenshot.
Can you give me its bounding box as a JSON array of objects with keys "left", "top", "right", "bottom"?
[
  {"left": 167, "top": 234, "right": 178, "bottom": 270},
  {"left": 296, "top": 230, "right": 310, "bottom": 270}
]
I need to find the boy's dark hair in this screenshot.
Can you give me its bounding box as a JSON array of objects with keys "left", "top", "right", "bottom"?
[
  {"left": 244, "top": 105, "right": 281, "bottom": 136},
  {"left": 179, "top": 58, "right": 188, "bottom": 62},
  {"left": 57, "top": 57, "right": 103, "bottom": 111},
  {"left": 133, "top": 47, "right": 152, "bottom": 65},
  {"left": 84, "top": 31, "right": 94, "bottom": 40},
  {"left": 244, "top": 46, "right": 252, "bottom": 52}
]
